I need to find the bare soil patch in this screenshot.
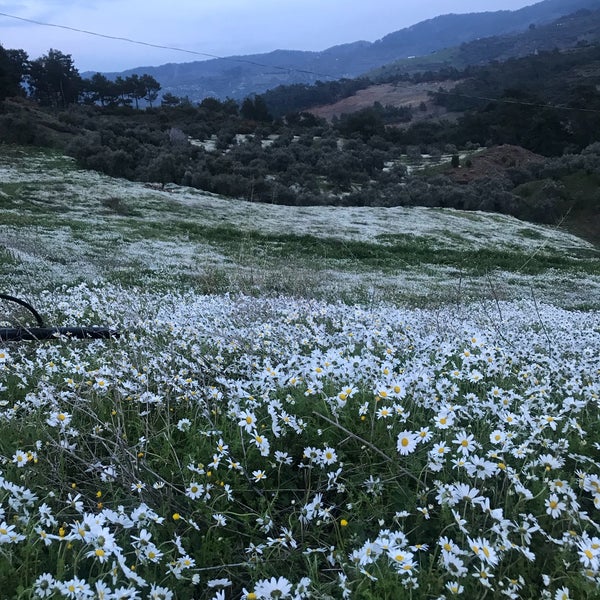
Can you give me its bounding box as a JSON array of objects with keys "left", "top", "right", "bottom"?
[
  {"left": 308, "top": 80, "right": 463, "bottom": 123},
  {"left": 450, "top": 145, "right": 545, "bottom": 183}
]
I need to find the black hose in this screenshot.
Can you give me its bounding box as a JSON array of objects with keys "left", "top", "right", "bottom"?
[
  {"left": 0, "top": 293, "right": 45, "bottom": 326},
  {"left": 0, "top": 326, "right": 119, "bottom": 341},
  {"left": 0, "top": 294, "right": 120, "bottom": 341}
]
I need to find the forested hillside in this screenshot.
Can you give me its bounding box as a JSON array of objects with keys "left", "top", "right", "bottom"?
[
  {"left": 1, "top": 14, "right": 600, "bottom": 242},
  {"left": 94, "top": 0, "right": 600, "bottom": 101},
  {"left": 263, "top": 8, "right": 600, "bottom": 118}
]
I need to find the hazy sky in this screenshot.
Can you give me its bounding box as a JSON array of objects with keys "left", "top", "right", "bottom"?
[{"left": 1, "top": 0, "right": 538, "bottom": 72}]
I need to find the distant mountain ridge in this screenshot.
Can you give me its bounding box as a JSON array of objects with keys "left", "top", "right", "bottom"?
[
  {"left": 367, "top": 7, "right": 600, "bottom": 79},
  {"left": 88, "top": 0, "right": 600, "bottom": 101}
]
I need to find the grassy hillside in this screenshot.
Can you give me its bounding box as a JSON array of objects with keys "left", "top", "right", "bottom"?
[
  {"left": 1, "top": 146, "right": 598, "bottom": 308},
  {"left": 0, "top": 148, "right": 600, "bottom": 599}
]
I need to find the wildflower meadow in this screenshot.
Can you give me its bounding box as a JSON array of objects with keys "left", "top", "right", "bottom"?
[
  {"left": 0, "top": 282, "right": 599, "bottom": 599},
  {"left": 1, "top": 146, "right": 600, "bottom": 599}
]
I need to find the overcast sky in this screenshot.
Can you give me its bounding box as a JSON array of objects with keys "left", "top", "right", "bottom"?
[{"left": 1, "top": 0, "right": 538, "bottom": 72}]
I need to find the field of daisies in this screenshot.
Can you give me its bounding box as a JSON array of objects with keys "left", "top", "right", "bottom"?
[{"left": 1, "top": 147, "right": 600, "bottom": 599}]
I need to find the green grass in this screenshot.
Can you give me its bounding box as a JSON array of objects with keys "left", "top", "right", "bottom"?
[
  {"left": 1, "top": 145, "right": 599, "bottom": 308},
  {"left": 518, "top": 227, "right": 544, "bottom": 240},
  {"left": 368, "top": 46, "right": 461, "bottom": 78},
  {"left": 561, "top": 172, "right": 600, "bottom": 208},
  {"left": 514, "top": 171, "right": 600, "bottom": 245},
  {"left": 100, "top": 197, "right": 142, "bottom": 217},
  {"left": 116, "top": 222, "right": 599, "bottom": 276},
  {"left": 0, "top": 247, "right": 18, "bottom": 266}
]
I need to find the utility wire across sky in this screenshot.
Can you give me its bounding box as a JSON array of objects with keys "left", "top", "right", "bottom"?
[
  {"left": 0, "top": 11, "right": 335, "bottom": 79},
  {"left": 2, "top": 10, "right": 600, "bottom": 115}
]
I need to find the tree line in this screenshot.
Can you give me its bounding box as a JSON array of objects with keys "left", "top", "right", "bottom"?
[
  {"left": 0, "top": 45, "right": 160, "bottom": 109},
  {"left": 430, "top": 45, "right": 600, "bottom": 155}
]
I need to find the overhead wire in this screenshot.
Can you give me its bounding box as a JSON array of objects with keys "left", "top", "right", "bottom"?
[
  {"left": 2, "top": 10, "right": 600, "bottom": 115},
  {"left": 0, "top": 11, "right": 335, "bottom": 79},
  {"left": 431, "top": 89, "right": 600, "bottom": 114}
]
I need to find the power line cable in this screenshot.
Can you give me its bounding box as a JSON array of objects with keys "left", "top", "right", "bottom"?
[
  {"left": 0, "top": 11, "right": 335, "bottom": 79},
  {"left": 2, "top": 9, "right": 600, "bottom": 115},
  {"left": 432, "top": 88, "right": 600, "bottom": 114}
]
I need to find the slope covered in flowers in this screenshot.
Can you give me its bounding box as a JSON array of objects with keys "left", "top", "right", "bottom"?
[
  {"left": 0, "top": 283, "right": 599, "bottom": 599},
  {"left": 1, "top": 146, "right": 600, "bottom": 308}
]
